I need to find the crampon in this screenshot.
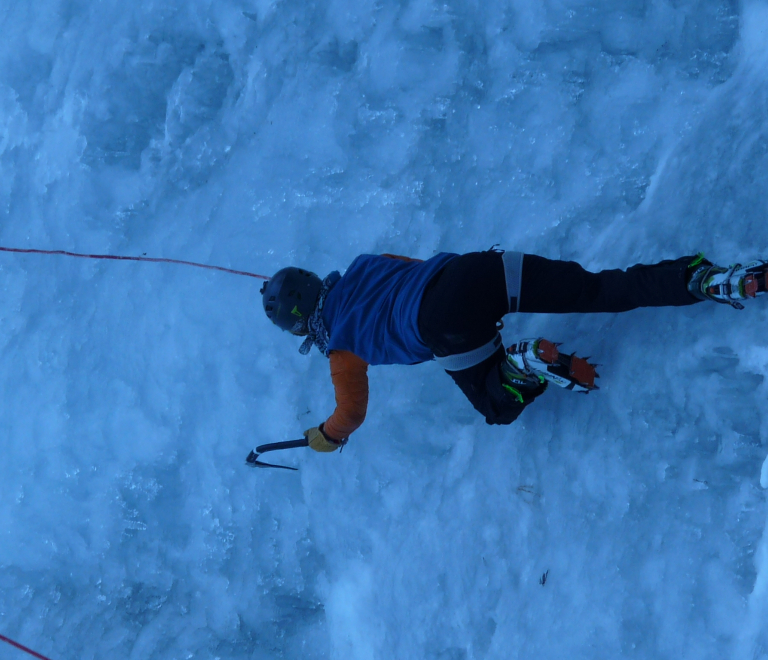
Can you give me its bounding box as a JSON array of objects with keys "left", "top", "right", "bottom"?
[
  {"left": 688, "top": 258, "right": 768, "bottom": 309},
  {"left": 505, "top": 338, "right": 599, "bottom": 393}
]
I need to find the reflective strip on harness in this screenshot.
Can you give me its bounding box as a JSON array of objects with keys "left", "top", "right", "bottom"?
[
  {"left": 435, "top": 334, "right": 503, "bottom": 372},
  {"left": 503, "top": 250, "right": 524, "bottom": 313}
]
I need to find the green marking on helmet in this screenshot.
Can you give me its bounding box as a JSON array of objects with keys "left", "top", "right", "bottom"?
[
  {"left": 291, "top": 305, "right": 303, "bottom": 317},
  {"left": 502, "top": 383, "right": 524, "bottom": 403}
]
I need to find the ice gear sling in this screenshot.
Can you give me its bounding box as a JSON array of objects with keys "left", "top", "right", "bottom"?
[{"left": 298, "top": 271, "right": 341, "bottom": 356}]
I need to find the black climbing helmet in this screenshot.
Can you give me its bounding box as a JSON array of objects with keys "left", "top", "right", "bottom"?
[{"left": 260, "top": 267, "right": 323, "bottom": 333}]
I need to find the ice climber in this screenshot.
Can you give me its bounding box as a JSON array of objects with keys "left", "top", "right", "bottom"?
[{"left": 259, "top": 249, "right": 767, "bottom": 453}]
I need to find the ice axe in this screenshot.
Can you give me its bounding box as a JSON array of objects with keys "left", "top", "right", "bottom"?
[{"left": 245, "top": 438, "right": 309, "bottom": 471}]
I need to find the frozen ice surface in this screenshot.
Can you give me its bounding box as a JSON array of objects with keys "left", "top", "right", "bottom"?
[
  {"left": 763, "top": 455, "right": 768, "bottom": 489},
  {"left": 0, "top": 0, "right": 767, "bottom": 658}
]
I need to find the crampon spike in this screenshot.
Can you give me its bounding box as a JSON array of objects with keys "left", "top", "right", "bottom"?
[
  {"left": 745, "top": 275, "right": 758, "bottom": 297},
  {"left": 568, "top": 355, "right": 596, "bottom": 389},
  {"left": 536, "top": 339, "right": 560, "bottom": 364},
  {"left": 506, "top": 337, "right": 600, "bottom": 393}
]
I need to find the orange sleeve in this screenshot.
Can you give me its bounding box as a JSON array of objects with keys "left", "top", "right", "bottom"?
[
  {"left": 381, "top": 253, "right": 424, "bottom": 263},
  {"left": 323, "top": 350, "right": 370, "bottom": 441}
]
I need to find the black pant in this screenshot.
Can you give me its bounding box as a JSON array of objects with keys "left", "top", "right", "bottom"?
[{"left": 417, "top": 251, "right": 700, "bottom": 425}]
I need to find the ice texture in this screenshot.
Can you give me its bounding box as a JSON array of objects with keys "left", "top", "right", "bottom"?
[{"left": 0, "top": 0, "right": 767, "bottom": 658}]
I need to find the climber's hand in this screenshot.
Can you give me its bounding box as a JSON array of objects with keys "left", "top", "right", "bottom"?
[{"left": 304, "top": 425, "right": 343, "bottom": 453}]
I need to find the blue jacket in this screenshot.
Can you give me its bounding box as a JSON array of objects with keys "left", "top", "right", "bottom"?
[{"left": 322, "top": 253, "right": 458, "bottom": 365}]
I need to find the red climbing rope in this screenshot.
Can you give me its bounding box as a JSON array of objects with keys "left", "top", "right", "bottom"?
[
  {"left": 0, "top": 246, "right": 269, "bottom": 280},
  {"left": 0, "top": 248, "right": 268, "bottom": 660},
  {"left": 0, "top": 633, "right": 53, "bottom": 660}
]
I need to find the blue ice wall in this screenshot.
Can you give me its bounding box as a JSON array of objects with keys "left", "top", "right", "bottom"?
[{"left": 0, "top": 1, "right": 767, "bottom": 658}]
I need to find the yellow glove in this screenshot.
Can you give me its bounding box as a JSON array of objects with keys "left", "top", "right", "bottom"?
[{"left": 304, "top": 425, "right": 342, "bottom": 453}]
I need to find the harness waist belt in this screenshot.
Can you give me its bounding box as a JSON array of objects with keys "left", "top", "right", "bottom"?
[{"left": 435, "top": 334, "right": 503, "bottom": 372}]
